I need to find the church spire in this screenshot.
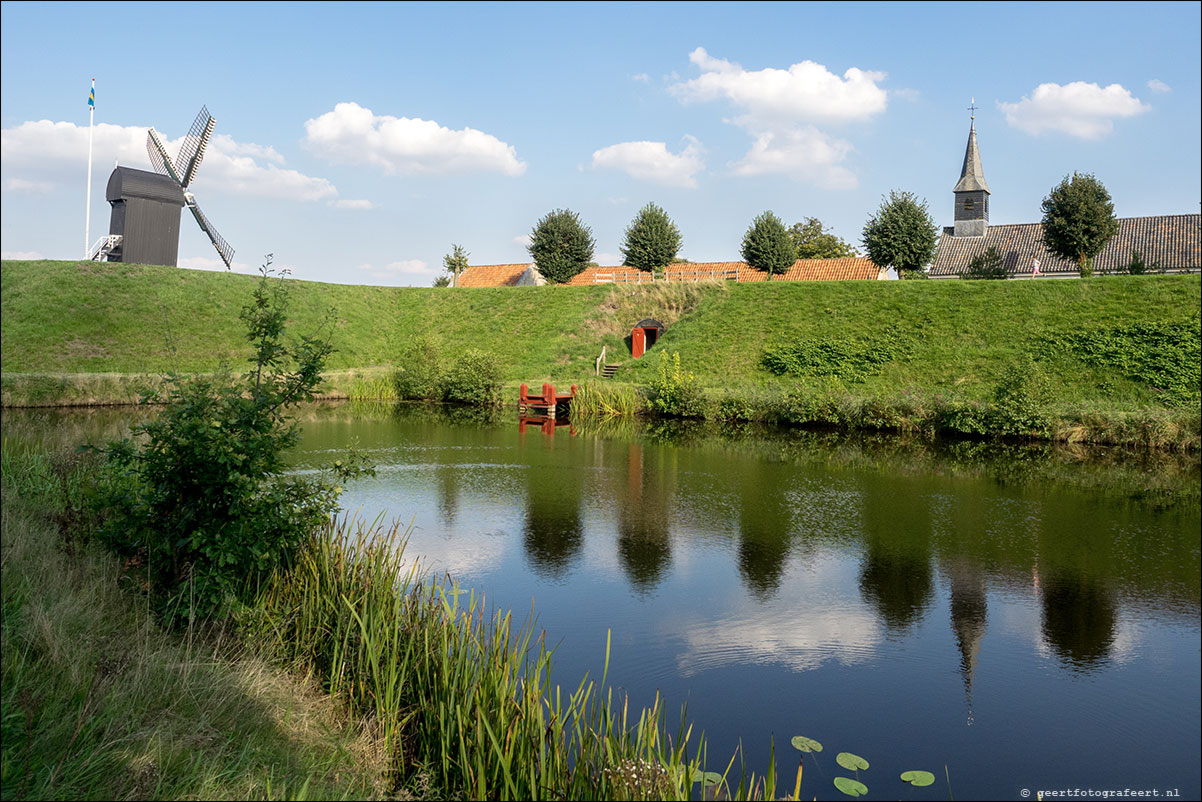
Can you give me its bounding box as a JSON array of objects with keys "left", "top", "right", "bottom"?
[{"left": 953, "top": 101, "right": 990, "bottom": 236}]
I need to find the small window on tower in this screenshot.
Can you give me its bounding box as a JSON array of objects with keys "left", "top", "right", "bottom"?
[{"left": 964, "top": 198, "right": 975, "bottom": 211}]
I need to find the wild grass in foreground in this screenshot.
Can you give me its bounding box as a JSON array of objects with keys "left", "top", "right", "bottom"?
[
  {"left": 251, "top": 514, "right": 758, "bottom": 800},
  {"left": 0, "top": 450, "right": 388, "bottom": 801}
]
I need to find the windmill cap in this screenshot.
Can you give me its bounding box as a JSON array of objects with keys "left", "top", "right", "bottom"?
[{"left": 107, "top": 167, "right": 186, "bottom": 205}]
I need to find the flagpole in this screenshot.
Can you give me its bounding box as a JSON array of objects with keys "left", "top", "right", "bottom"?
[{"left": 84, "top": 78, "right": 95, "bottom": 258}]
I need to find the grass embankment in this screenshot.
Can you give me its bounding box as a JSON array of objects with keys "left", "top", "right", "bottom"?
[
  {"left": 3, "top": 260, "right": 1198, "bottom": 446},
  {"left": 0, "top": 449, "right": 390, "bottom": 800}
]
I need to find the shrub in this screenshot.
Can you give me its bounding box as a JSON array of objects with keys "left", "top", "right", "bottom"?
[
  {"left": 960, "top": 246, "right": 1008, "bottom": 280},
  {"left": 621, "top": 202, "right": 682, "bottom": 273},
  {"left": 393, "top": 335, "right": 443, "bottom": 399},
  {"left": 646, "top": 352, "right": 706, "bottom": 417},
  {"left": 741, "top": 211, "right": 796, "bottom": 276},
  {"left": 760, "top": 337, "right": 908, "bottom": 383},
  {"left": 95, "top": 260, "right": 370, "bottom": 620},
  {"left": 528, "top": 209, "right": 596, "bottom": 284},
  {"left": 989, "top": 356, "right": 1052, "bottom": 436},
  {"left": 439, "top": 348, "right": 503, "bottom": 405}
]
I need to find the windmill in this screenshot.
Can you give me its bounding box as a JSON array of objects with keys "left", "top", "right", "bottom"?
[{"left": 95, "top": 106, "right": 235, "bottom": 268}]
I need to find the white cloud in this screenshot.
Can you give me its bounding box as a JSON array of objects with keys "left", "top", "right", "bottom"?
[
  {"left": 591, "top": 136, "right": 705, "bottom": 188},
  {"left": 2, "top": 250, "right": 44, "bottom": 260},
  {"left": 1146, "top": 78, "right": 1171, "bottom": 94},
  {"left": 178, "top": 254, "right": 254, "bottom": 273},
  {"left": 666, "top": 48, "right": 879, "bottom": 188},
  {"left": 669, "top": 47, "right": 888, "bottom": 126},
  {"left": 356, "top": 259, "right": 434, "bottom": 283},
  {"left": 998, "top": 81, "right": 1150, "bottom": 139},
  {"left": 328, "top": 198, "right": 374, "bottom": 210},
  {"left": 3, "top": 177, "right": 54, "bottom": 193},
  {"left": 631, "top": 73, "right": 651, "bottom": 84},
  {"left": 304, "top": 101, "right": 527, "bottom": 177},
  {"left": 512, "top": 233, "right": 532, "bottom": 248},
  {"left": 0, "top": 119, "right": 337, "bottom": 201},
  {"left": 730, "top": 126, "right": 857, "bottom": 189}
]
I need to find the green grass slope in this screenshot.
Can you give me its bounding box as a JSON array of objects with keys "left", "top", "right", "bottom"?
[{"left": 3, "top": 260, "right": 1199, "bottom": 413}]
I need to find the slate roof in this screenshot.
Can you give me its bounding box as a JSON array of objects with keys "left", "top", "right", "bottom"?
[
  {"left": 953, "top": 123, "right": 990, "bottom": 194},
  {"left": 930, "top": 214, "right": 1201, "bottom": 277}
]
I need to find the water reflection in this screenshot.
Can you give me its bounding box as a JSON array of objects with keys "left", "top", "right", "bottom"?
[
  {"left": 616, "top": 443, "right": 673, "bottom": 592},
  {"left": 1039, "top": 568, "right": 1117, "bottom": 671}
]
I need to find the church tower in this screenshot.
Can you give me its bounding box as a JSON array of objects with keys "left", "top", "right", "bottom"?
[{"left": 953, "top": 102, "right": 990, "bottom": 237}]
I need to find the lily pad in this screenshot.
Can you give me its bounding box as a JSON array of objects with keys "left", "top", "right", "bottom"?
[
  {"left": 790, "top": 735, "right": 823, "bottom": 753},
  {"left": 900, "top": 770, "right": 936, "bottom": 787},
  {"left": 836, "top": 752, "right": 870, "bottom": 771},
  {"left": 834, "top": 777, "right": 869, "bottom": 797}
]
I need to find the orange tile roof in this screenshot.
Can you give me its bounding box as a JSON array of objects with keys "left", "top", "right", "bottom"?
[
  {"left": 457, "top": 258, "right": 880, "bottom": 287},
  {"left": 456, "top": 263, "right": 530, "bottom": 287},
  {"left": 567, "top": 258, "right": 879, "bottom": 285}
]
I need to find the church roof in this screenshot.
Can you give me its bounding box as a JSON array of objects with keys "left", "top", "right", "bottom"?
[
  {"left": 930, "top": 214, "right": 1201, "bottom": 276},
  {"left": 953, "top": 122, "right": 990, "bottom": 194}
]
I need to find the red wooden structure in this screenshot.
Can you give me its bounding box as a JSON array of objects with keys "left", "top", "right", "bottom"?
[
  {"left": 630, "top": 318, "right": 665, "bottom": 359},
  {"left": 519, "top": 382, "right": 577, "bottom": 417}
]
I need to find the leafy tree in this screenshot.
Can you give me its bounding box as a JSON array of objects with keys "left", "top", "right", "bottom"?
[
  {"left": 97, "top": 257, "right": 370, "bottom": 619},
  {"left": 442, "top": 243, "right": 470, "bottom": 287},
  {"left": 788, "top": 216, "right": 858, "bottom": 259},
  {"left": 741, "top": 210, "right": 796, "bottom": 276},
  {"left": 960, "top": 246, "right": 1008, "bottom": 280},
  {"left": 528, "top": 209, "right": 595, "bottom": 284},
  {"left": 620, "top": 202, "right": 682, "bottom": 272},
  {"left": 432, "top": 275, "right": 451, "bottom": 288},
  {"left": 861, "top": 191, "right": 938, "bottom": 277},
  {"left": 1040, "top": 172, "right": 1119, "bottom": 278}
]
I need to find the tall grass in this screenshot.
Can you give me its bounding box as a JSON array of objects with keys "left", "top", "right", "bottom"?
[
  {"left": 571, "top": 380, "right": 644, "bottom": 417},
  {"left": 1, "top": 449, "right": 388, "bottom": 800},
  {"left": 251, "top": 514, "right": 752, "bottom": 800}
]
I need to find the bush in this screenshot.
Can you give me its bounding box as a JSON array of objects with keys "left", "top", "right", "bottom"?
[
  {"left": 621, "top": 202, "right": 682, "bottom": 273},
  {"left": 960, "top": 246, "right": 1008, "bottom": 280},
  {"left": 989, "top": 356, "right": 1052, "bottom": 436},
  {"left": 393, "top": 335, "right": 443, "bottom": 399},
  {"left": 741, "top": 211, "right": 796, "bottom": 275},
  {"left": 646, "top": 352, "right": 706, "bottom": 417},
  {"left": 439, "top": 348, "right": 503, "bottom": 404},
  {"left": 95, "top": 261, "right": 370, "bottom": 620},
  {"left": 528, "top": 209, "right": 596, "bottom": 284},
  {"left": 760, "top": 337, "right": 909, "bottom": 383}
]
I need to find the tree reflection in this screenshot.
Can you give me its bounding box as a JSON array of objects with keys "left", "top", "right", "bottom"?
[
  {"left": 617, "top": 443, "right": 673, "bottom": 593},
  {"left": 523, "top": 466, "right": 584, "bottom": 579},
  {"left": 857, "top": 484, "right": 934, "bottom": 632},
  {"left": 1040, "top": 569, "right": 1116, "bottom": 670},
  {"left": 736, "top": 461, "right": 794, "bottom": 599}
]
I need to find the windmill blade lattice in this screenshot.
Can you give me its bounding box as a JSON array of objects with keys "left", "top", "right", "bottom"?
[
  {"left": 186, "top": 194, "right": 235, "bottom": 268},
  {"left": 176, "top": 106, "right": 216, "bottom": 189},
  {"left": 146, "top": 128, "right": 182, "bottom": 185}
]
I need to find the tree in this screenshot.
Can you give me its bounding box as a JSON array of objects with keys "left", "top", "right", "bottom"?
[
  {"left": 741, "top": 211, "right": 796, "bottom": 276},
  {"left": 528, "top": 209, "right": 595, "bottom": 284},
  {"left": 621, "top": 202, "right": 682, "bottom": 273},
  {"left": 97, "top": 257, "right": 369, "bottom": 619},
  {"left": 432, "top": 275, "right": 451, "bottom": 287},
  {"left": 442, "top": 243, "right": 470, "bottom": 287},
  {"left": 788, "top": 216, "right": 858, "bottom": 259},
  {"left": 1040, "top": 172, "right": 1119, "bottom": 278},
  {"left": 861, "top": 191, "right": 938, "bottom": 277},
  {"left": 959, "top": 246, "right": 1008, "bottom": 280}
]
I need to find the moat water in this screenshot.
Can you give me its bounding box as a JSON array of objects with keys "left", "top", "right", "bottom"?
[{"left": 6, "top": 401, "right": 1199, "bottom": 800}]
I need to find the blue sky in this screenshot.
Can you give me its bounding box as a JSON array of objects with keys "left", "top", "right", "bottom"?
[{"left": 2, "top": 1, "right": 1199, "bottom": 285}]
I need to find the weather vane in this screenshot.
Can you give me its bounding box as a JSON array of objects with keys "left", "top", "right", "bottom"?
[{"left": 968, "top": 97, "right": 978, "bottom": 122}]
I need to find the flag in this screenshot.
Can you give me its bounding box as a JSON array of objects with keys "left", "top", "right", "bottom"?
[{"left": 88, "top": 79, "right": 94, "bottom": 109}]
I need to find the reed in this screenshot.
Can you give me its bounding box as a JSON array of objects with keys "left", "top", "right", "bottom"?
[
  {"left": 250, "top": 514, "right": 747, "bottom": 800},
  {"left": 570, "top": 380, "right": 645, "bottom": 418}
]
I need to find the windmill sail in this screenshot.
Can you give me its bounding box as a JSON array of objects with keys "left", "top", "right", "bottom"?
[
  {"left": 185, "top": 194, "right": 235, "bottom": 268},
  {"left": 176, "top": 106, "right": 216, "bottom": 189},
  {"left": 146, "top": 128, "right": 183, "bottom": 185}
]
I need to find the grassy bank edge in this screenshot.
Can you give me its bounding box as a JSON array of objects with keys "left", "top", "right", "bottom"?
[{"left": 6, "top": 368, "right": 1198, "bottom": 451}]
